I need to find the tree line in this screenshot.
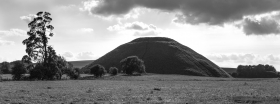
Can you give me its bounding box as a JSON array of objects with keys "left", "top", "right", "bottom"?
[{"left": 232, "top": 64, "right": 279, "bottom": 78}]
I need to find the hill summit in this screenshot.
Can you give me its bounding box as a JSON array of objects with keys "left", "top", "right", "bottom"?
[{"left": 82, "top": 37, "right": 231, "bottom": 78}]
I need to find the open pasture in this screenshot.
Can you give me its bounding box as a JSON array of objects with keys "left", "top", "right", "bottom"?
[{"left": 1, "top": 74, "right": 280, "bottom": 103}]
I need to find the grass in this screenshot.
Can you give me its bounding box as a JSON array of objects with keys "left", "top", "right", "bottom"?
[{"left": 1, "top": 74, "right": 280, "bottom": 103}]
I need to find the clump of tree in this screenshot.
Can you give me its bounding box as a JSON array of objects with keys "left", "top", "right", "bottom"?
[
  {"left": 21, "top": 11, "right": 65, "bottom": 80},
  {"left": 109, "top": 67, "right": 118, "bottom": 76},
  {"left": 235, "top": 64, "right": 278, "bottom": 78},
  {"left": 11, "top": 61, "right": 27, "bottom": 80},
  {"left": 90, "top": 64, "right": 106, "bottom": 78},
  {"left": 120, "top": 56, "right": 146, "bottom": 75},
  {"left": 0, "top": 61, "right": 11, "bottom": 74}
]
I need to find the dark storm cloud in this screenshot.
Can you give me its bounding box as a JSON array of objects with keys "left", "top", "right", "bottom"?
[
  {"left": 243, "top": 18, "right": 280, "bottom": 35},
  {"left": 92, "top": 0, "right": 280, "bottom": 25}
]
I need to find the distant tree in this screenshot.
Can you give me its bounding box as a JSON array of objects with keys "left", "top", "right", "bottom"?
[
  {"left": 109, "top": 67, "right": 118, "bottom": 76},
  {"left": 0, "top": 61, "right": 10, "bottom": 74},
  {"left": 90, "top": 64, "right": 106, "bottom": 78},
  {"left": 236, "top": 64, "right": 278, "bottom": 78},
  {"left": 120, "top": 56, "right": 146, "bottom": 75},
  {"left": 11, "top": 61, "right": 27, "bottom": 80}
]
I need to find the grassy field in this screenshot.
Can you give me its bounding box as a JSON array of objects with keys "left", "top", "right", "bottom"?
[{"left": 1, "top": 74, "right": 280, "bottom": 104}]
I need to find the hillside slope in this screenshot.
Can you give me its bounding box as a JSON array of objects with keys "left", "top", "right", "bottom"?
[{"left": 82, "top": 37, "right": 231, "bottom": 77}]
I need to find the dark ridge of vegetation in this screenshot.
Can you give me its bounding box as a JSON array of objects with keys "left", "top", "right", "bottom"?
[
  {"left": 90, "top": 64, "right": 106, "bottom": 78},
  {"left": 109, "top": 67, "right": 118, "bottom": 76},
  {"left": 120, "top": 56, "right": 146, "bottom": 75},
  {"left": 232, "top": 64, "right": 279, "bottom": 78},
  {"left": 81, "top": 37, "right": 231, "bottom": 78}
]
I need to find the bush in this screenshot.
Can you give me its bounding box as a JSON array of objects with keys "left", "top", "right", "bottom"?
[
  {"left": 11, "top": 61, "right": 27, "bottom": 80},
  {"left": 65, "top": 68, "right": 80, "bottom": 79},
  {"left": 109, "top": 67, "right": 118, "bottom": 76},
  {"left": 90, "top": 64, "right": 106, "bottom": 77},
  {"left": 120, "top": 56, "right": 146, "bottom": 75}
]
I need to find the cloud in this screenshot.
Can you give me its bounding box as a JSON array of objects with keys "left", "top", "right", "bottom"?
[
  {"left": 76, "top": 52, "right": 97, "bottom": 60},
  {"left": 79, "top": 0, "right": 99, "bottom": 14},
  {"left": 0, "top": 29, "right": 26, "bottom": 37},
  {"left": 78, "top": 28, "right": 94, "bottom": 33},
  {"left": 242, "top": 18, "right": 280, "bottom": 35},
  {"left": 91, "top": 0, "right": 280, "bottom": 25},
  {"left": 62, "top": 52, "right": 74, "bottom": 58},
  {"left": 108, "top": 21, "right": 162, "bottom": 36},
  {"left": 0, "top": 39, "right": 14, "bottom": 46},
  {"left": 207, "top": 53, "right": 280, "bottom": 65},
  {"left": 20, "top": 14, "right": 36, "bottom": 23}
]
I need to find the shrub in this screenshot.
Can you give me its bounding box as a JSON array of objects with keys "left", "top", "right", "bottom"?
[
  {"left": 65, "top": 68, "right": 80, "bottom": 79},
  {"left": 109, "top": 67, "right": 118, "bottom": 76},
  {"left": 11, "top": 61, "right": 27, "bottom": 80},
  {"left": 120, "top": 56, "right": 146, "bottom": 75},
  {"left": 90, "top": 64, "right": 106, "bottom": 77}
]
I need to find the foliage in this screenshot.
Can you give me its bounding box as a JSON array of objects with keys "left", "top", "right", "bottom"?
[
  {"left": 0, "top": 61, "right": 10, "bottom": 74},
  {"left": 22, "top": 11, "right": 61, "bottom": 80},
  {"left": 120, "top": 56, "right": 146, "bottom": 75},
  {"left": 29, "top": 63, "right": 44, "bottom": 80},
  {"left": 236, "top": 64, "right": 278, "bottom": 78},
  {"left": 109, "top": 67, "right": 118, "bottom": 76},
  {"left": 65, "top": 68, "right": 80, "bottom": 79},
  {"left": 28, "top": 51, "right": 68, "bottom": 80},
  {"left": 11, "top": 61, "right": 27, "bottom": 80},
  {"left": 22, "top": 11, "right": 54, "bottom": 63},
  {"left": 90, "top": 64, "right": 106, "bottom": 77}
]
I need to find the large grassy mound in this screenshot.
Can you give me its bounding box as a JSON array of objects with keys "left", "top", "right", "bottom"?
[{"left": 82, "top": 37, "right": 231, "bottom": 77}]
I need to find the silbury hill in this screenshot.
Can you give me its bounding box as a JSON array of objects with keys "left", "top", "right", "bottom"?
[{"left": 82, "top": 37, "right": 231, "bottom": 78}]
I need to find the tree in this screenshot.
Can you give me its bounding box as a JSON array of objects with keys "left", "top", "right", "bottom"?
[
  {"left": 11, "top": 61, "right": 27, "bottom": 80},
  {"left": 22, "top": 11, "right": 63, "bottom": 80},
  {"left": 109, "top": 67, "right": 118, "bottom": 76},
  {"left": 90, "top": 64, "right": 106, "bottom": 78},
  {"left": 120, "top": 56, "right": 146, "bottom": 75},
  {"left": 0, "top": 61, "right": 10, "bottom": 74},
  {"left": 22, "top": 11, "right": 54, "bottom": 64}
]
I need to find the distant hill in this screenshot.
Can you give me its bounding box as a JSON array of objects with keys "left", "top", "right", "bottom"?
[
  {"left": 81, "top": 37, "right": 231, "bottom": 78},
  {"left": 221, "top": 68, "right": 237, "bottom": 74},
  {"left": 68, "top": 60, "right": 94, "bottom": 68}
]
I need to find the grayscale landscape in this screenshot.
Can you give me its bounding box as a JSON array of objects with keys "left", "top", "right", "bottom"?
[{"left": 1, "top": 0, "right": 280, "bottom": 104}]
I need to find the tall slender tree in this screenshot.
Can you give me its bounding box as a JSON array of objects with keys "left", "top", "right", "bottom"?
[{"left": 22, "top": 11, "right": 54, "bottom": 64}]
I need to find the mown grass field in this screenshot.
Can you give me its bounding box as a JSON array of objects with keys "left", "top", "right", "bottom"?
[{"left": 1, "top": 74, "right": 280, "bottom": 104}]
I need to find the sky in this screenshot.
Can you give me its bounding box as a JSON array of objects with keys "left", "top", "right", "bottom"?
[{"left": 0, "top": 0, "right": 280, "bottom": 71}]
